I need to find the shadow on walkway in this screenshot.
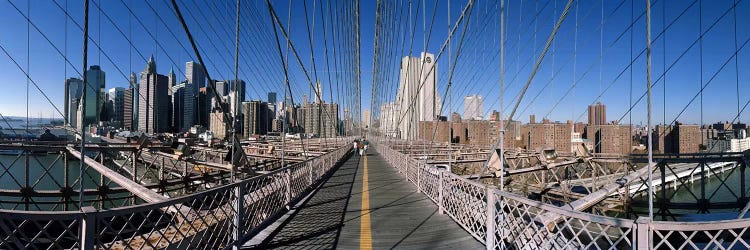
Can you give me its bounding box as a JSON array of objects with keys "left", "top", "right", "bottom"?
[{"left": 245, "top": 154, "right": 361, "bottom": 249}]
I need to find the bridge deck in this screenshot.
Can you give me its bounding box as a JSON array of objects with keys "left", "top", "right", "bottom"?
[{"left": 245, "top": 147, "right": 482, "bottom": 249}]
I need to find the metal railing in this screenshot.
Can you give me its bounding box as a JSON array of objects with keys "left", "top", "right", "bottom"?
[
  {"left": 375, "top": 139, "right": 750, "bottom": 250},
  {"left": 0, "top": 138, "right": 353, "bottom": 249}
]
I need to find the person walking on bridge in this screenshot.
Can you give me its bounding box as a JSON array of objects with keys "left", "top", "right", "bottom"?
[
  {"left": 363, "top": 138, "right": 369, "bottom": 155},
  {"left": 357, "top": 140, "right": 365, "bottom": 156}
]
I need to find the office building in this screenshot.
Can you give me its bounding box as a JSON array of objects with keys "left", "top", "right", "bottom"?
[
  {"left": 123, "top": 88, "right": 134, "bottom": 131},
  {"left": 107, "top": 87, "right": 125, "bottom": 127},
  {"left": 78, "top": 65, "right": 106, "bottom": 130},
  {"left": 64, "top": 77, "right": 83, "bottom": 128},
  {"left": 268, "top": 92, "right": 277, "bottom": 104},
  {"left": 585, "top": 124, "right": 632, "bottom": 154},
  {"left": 242, "top": 100, "right": 269, "bottom": 137},
  {"left": 137, "top": 56, "right": 170, "bottom": 133},
  {"left": 209, "top": 111, "right": 227, "bottom": 140},
  {"left": 464, "top": 95, "right": 483, "bottom": 120},
  {"left": 588, "top": 102, "right": 607, "bottom": 125},
  {"left": 300, "top": 102, "right": 339, "bottom": 138},
  {"left": 395, "top": 52, "right": 441, "bottom": 139}
]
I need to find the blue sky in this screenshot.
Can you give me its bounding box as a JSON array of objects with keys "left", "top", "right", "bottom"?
[{"left": 0, "top": 0, "right": 749, "bottom": 126}]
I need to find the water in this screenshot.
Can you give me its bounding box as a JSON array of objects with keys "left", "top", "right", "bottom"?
[
  {"left": 0, "top": 154, "right": 123, "bottom": 210},
  {"left": 632, "top": 164, "right": 750, "bottom": 221}
]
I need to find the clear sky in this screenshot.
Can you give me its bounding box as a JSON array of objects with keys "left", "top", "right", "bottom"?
[{"left": 1, "top": 0, "right": 749, "bottom": 126}]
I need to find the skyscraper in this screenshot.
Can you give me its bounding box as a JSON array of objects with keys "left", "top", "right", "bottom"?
[
  {"left": 463, "top": 95, "right": 483, "bottom": 120},
  {"left": 130, "top": 72, "right": 138, "bottom": 130},
  {"left": 138, "top": 56, "right": 170, "bottom": 133},
  {"left": 395, "top": 52, "right": 441, "bottom": 139},
  {"left": 107, "top": 87, "right": 125, "bottom": 127},
  {"left": 172, "top": 82, "right": 188, "bottom": 131},
  {"left": 79, "top": 65, "right": 106, "bottom": 130},
  {"left": 314, "top": 81, "right": 323, "bottom": 103},
  {"left": 167, "top": 67, "right": 176, "bottom": 96},
  {"left": 64, "top": 77, "right": 82, "bottom": 128},
  {"left": 123, "top": 88, "right": 134, "bottom": 131},
  {"left": 268, "top": 92, "right": 277, "bottom": 104},
  {"left": 588, "top": 102, "right": 607, "bottom": 125},
  {"left": 185, "top": 61, "right": 206, "bottom": 91},
  {"left": 242, "top": 100, "right": 269, "bottom": 137}
]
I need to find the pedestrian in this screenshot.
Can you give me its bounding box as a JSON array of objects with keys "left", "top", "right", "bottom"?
[
  {"left": 363, "top": 139, "right": 369, "bottom": 155},
  {"left": 357, "top": 140, "right": 365, "bottom": 156}
]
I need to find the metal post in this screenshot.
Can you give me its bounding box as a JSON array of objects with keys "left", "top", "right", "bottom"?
[
  {"left": 132, "top": 151, "right": 137, "bottom": 205},
  {"left": 232, "top": 183, "right": 245, "bottom": 250},
  {"left": 285, "top": 169, "right": 291, "bottom": 205},
  {"left": 417, "top": 162, "right": 422, "bottom": 193},
  {"left": 741, "top": 161, "right": 747, "bottom": 202},
  {"left": 64, "top": 151, "right": 69, "bottom": 210},
  {"left": 438, "top": 170, "right": 444, "bottom": 214},
  {"left": 635, "top": 217, "right": 651, "bottom": 249},
  {"left": 160, "top": 157, "right": 165, "bottom": 181},
  {"left": 80, "top": 206, "right": 97, "bottom": 249},
  {"left": 485, "top": 186, "right": 496, "bottom": 249}
]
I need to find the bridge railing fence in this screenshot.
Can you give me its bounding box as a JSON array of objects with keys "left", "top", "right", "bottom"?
[
  {"left": 375, "top": 138, "right": 750, "bottom": 249},
  {"left": 0, "top": 137, "right": 354, "bottom": 249}
]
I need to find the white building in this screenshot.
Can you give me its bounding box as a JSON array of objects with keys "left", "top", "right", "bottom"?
[
  {"left": 730, "top": 138, "right": 750, "bottom": 152},
  {"left": 395, "top": 52, "right": 441, "bottom": 140},
  {"left": 463, "top": 94, "right": 483, "bottom": 120},
  {"left": 380, "top": 102, "right": 400, "bottom": 137}
]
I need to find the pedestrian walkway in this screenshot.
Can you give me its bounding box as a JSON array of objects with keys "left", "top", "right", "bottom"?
[{"left": 245, "top": 147, "right": 482, "bottom": 249}]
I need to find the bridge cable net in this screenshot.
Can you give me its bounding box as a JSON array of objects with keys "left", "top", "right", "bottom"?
[
  {"left": 0, "top": 0, "right": 359, "bottom": 248},
  {"left": 370, "top": 0, "right": 750, "bottom": 249}
]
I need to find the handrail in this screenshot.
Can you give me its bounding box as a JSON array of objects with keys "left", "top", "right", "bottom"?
[
  {"left": 374, "top": 137, "right": 750, "bottom": 249},
  {"left": 0, "top": 137, "right": 355, "bottom": 249}
]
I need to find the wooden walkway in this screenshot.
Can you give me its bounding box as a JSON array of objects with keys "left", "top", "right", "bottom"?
[{"left": 245, "top": 148, "right": 482, "bottom": 249}]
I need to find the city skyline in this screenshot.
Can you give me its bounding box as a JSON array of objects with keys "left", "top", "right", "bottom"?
[{"left": 1, "top": 1, "right": 748, "bottom": 126}]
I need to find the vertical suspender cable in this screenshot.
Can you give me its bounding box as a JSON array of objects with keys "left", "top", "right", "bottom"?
[
  {"left": 734, "top": 0, "right": 740, "bottom": 117},
  {"left": 646, "top": 0, "right": 654, "bottom": 221},
  {"left": 231, "top": 0, "right": 240, "bottom": 181},
  {"left": 699, "top": 0, "right": 703, "bottom": 145},
  {"left": 79, "top": 0, "right": 90, "bottom": 210},
  {"left": 499, "top": 0, "right": 505, "bottom": 191}
]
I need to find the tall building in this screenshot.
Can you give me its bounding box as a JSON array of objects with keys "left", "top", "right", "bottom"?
[
  {"left": 185, "top": 61, "right": 206, "bottom": 91},
  {"left": 395, "top": 52, "right": 441, "bottom": 139},
  {"left": 167, "top": 67, "right": 176, "bottom": 96},
  {"left": 363, "top": 110, "right": 371, "bottom": 128},
  {"left": 523, "top": 120, "right": 573, "bottom": 153},
  {"left": 585, "top": 124, "right": 632, "bottom": 154},
  {"left": 107, "top": 87, "right": 125, "bottom": 128},
  {"left": 178, "top": 80, "right": 196, "bottom": 131},
  {"left": 379, "top": 102, "right": 400, "bottom": 137},
  {"left": 242, "top": 100, "right": 269, "bottom": 137},
  {"left": 64, "top": 77, "right": 83, "bottom": 128},
  {"left": 130, "top": 72, "right": 138, "bottom": 130},
  {"left": 123, "top": 88, "right": 134, "bottom": 131},
  {"left": 78, "top": 65, "right": 106, "bottom": 130},
  {"left": 314, "top": 81, "right": 323, "bottom": 103},
  {"left": 268, "top": 92, "right": 278, "bottom": 118},
  {"left": 588, "top": 102, "right": 607, "bottom": 125},
  {"left": 268, "top": 92, "right": 277, "bottom": 104},
  {"left": 653, "top": 124, "right": 701, "bottom": 154},
  {"left": 138, "top": 56, "right": 170, "bottom": 133},
  {"left": 197, "top": 87, "right": 209, "bottom": 128},
  {"left": 210, "top": 111, "right": 227, "bottom": 140},
  {"left": 300, "top": 102, "right": 339, "bottom": 138},
  {"left": 464, "top": 95, "right": 483, "bottom": 120},
  {"left": 215, "top": 81, "right": 231, "bottom": 96},
  {"left": 227, "top": 80, "right": 246, "bottom": 117}
]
